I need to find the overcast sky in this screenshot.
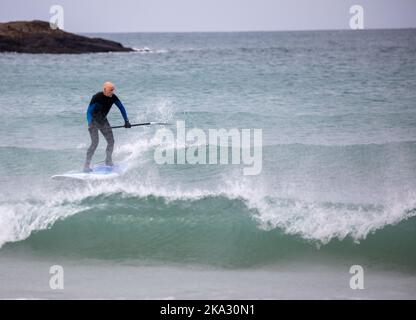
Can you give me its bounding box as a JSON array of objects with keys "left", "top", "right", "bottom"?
[{"left": 1, "top": 0, "right": 415, "bottom": 33}]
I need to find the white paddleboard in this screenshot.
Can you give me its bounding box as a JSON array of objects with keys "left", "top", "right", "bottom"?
[{"left": 52, "top": 164, "right": 126, "bottom": 181}]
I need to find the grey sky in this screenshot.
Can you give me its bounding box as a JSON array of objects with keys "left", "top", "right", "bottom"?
[{"left": 1, "top": 0, "right": 415, "bottom": 33}]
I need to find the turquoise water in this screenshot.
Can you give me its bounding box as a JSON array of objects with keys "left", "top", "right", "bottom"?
[{"left": 1, "top": 30, "right": 416, "bottom": 294}]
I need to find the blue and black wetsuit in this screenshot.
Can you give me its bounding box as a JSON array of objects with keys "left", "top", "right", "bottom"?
[{"left": 85, "top": 92, "right": 129, "bottom": 167}]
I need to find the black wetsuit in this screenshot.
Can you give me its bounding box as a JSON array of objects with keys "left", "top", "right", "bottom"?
[{"left": 85, "top": 92, "right": 129, "bottom": 167}]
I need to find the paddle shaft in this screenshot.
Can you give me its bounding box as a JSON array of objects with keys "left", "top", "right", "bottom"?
[
  {"left": 111, "top": 122, "right": 150, "bottom": 129},
  {"left": 111, "top": 122, "right": 169, "bottom": 129}
]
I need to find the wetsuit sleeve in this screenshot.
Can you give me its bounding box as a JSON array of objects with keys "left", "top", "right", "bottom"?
[
  {"left": 114, "top": 99, "right": 129, "bottom": 122},
  {"left": 86, "top": 103, "right": 96, "bottom": 125}
]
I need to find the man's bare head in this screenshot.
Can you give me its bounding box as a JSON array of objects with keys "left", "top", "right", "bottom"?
[{"left": 103, "top": 81, "right": 115, "bottom": 97}]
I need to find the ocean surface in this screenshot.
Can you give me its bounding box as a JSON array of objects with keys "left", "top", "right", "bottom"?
[{"left": 1, "top": 29, "right": 416, "bottom": 299}]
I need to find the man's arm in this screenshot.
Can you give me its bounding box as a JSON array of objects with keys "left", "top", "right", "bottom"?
[
  {"left": 114, "top": 99, "right": 129, "bottom": 122},
  {"left": 86, "top": 103, "right": 96, "bottom": 126}
]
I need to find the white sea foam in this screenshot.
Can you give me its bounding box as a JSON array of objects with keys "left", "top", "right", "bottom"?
[
  {"left": 132, "top": 47, "right": 168, "bottom": 54},
  {"left": 1, "top": 168, "right": 415, "bottom": 249}
]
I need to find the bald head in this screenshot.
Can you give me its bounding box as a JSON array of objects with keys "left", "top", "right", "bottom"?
[{"left": 103, "top": 81, "right": 115, "bottom": 97}]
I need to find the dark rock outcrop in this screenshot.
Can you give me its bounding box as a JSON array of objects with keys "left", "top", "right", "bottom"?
[{"left": 0, "top": 20, "right": 134, "bottom": 54}]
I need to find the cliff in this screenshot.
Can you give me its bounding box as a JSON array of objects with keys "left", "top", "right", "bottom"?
[{"left": 0, "top": 20, "right": 134, "bottom": 54}]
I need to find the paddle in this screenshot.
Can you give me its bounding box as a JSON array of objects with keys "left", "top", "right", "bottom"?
[{"left": 111, "top": 122, "right": 170, "bottom": 129}]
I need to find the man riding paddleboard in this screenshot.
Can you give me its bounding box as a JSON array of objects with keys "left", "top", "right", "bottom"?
[{"left": 84, "top": 81, "right": 131, "bottom": 172}]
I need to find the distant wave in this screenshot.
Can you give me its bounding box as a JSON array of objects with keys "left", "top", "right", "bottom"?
[{"left": 132, "top": 47, "right": 168, "bottom": 54}]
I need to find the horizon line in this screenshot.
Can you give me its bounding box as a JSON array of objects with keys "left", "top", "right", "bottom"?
[{"left": 79, "top": 26, "right": 416, "bottom": 34}]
